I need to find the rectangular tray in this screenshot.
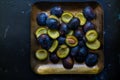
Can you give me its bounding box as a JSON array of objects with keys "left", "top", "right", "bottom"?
[{"left": 31, "top": 2, "right": 104, "bottom": 74}]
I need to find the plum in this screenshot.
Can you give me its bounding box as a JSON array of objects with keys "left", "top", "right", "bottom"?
[
  {"left": 57, "top": 44, "right": 70, "bottom": 59},
  {"left": 85, "top": 53, "right": 98, "bottom": 67},
  {"left": 85, "top": 30, "right": 98, "bottom": 42},
  {"left": 59, "top": 23, "right": 69, "bottom": 36},
  {"left": 79, "top": 47, "right": 88, "bottom": 56},
  {"left": 70, "top": 46, "right": 79, "bottom": 57},
  {"left": 68, "top": 17, "right": 80, "bottom": 30},
  {"left": 75, "top": 47, "right": 88, "bottom": 63},
  {"left": 48, "top": 29, "right": 60, "bottom": 39},
  {"left": 75, "top": 12, "right": 87, "bottom": 26},
  {"left": 61, "top": 12, "right": 73, "bottom": 23},
  {"left": 38, "top": 34, "right": 52, "bottom": 49},
  {"left": 83, "top": 6, "right": 96, "bottom": 20},
  {"left": 49, "top": 40, "right": 58, "bottom": 53},
  {"left": 36, "top": 13, "right": 48, "bottom": 26},
  {"left": 49, "top": 53, "right": 60, "bottom": 64},
  {"left": 50, "top": 6, "right": 63, "bottom": 17},
  {"left": 46, "top": 18, "right": 59, "bottom": 29},
  {"left": 58, "top": 36, "right": 66, "bottom": 45},
  {"left": 74, "top": 28, "right": 84, "bottom": 40},
  {"left": 35, "top": 49, "right": 48, "bottom": 61},
  {"left": 62, "top": 56, "right": 74, "bottom": 69},
  {"left": 66, "top": 35, "right": 78, "bottom": 47},
  {"left": 35, "top": 27, "right": 47, "bottom": 38},
  {"left": 86, "top": 39, "right": 101, "bottom": 50},
  {"left": 83, "top": 21, "right": 95, "bottom": 32}
]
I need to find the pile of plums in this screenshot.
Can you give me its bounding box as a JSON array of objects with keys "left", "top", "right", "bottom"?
[{"left": 35, "top": 6, "right": 100, "bottom": 69}]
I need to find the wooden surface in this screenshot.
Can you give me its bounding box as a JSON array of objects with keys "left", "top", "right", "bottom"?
[{"left": 31, "top": 2, "right": 104, "bottom": 74}]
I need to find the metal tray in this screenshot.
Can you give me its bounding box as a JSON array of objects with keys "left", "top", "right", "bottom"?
[{"left": 31, "top": 1, "right": 104, "bottom": 74}]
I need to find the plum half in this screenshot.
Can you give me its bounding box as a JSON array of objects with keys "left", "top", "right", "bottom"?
[
  {"left": 66, "top": 35, "right": 78, "bottom": 47},
  {"left": 35, "top": 49, "right": 48, "bottom": 61},
  {"left": 57, "top": 44, "right": 70, "bottom": 59},
  {"left": 61, "top": 12, "right": 73, "bottom": 23}
]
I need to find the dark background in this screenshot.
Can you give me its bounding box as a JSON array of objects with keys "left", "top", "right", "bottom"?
[{"left": 0, "top": 0, "right": 119, "bottom": 80}]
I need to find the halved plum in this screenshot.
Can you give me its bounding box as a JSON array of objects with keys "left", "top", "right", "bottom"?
[
  {"left": 85, "top": 30, "right": 98, "bottom": 42},
  {"left": 75, "top": 12, "right": 86, "bottom": 26},
  {"left": 35, "top": 27, "right": 47, "bottom": 38},
  {"left": 61, "top": 12, "right": 73, "bottom": 23},
  {"left": 48, "top": 29, "right": 60, "bottom": 39},
  {"left": 57, "top": 44, "right": 69, "bottom": 59},
  {"left": 86, "top": 39, "right": 101, "bottom": 50},
  {"left": 66, "top": 35, "right": 78, "bottom": 47},
  {"left": 35, "top": 49, "right": 48, "bottom": 61},
  {"left": 49, "top": 40, "right": 58, "bottom": 53}
]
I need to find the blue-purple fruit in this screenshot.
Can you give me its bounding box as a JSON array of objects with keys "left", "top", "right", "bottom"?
[
  {"left": 50, "top": 6, "right": 63, "bottom": 18},
  {"left": 59, "top": 23, "right": 69, "bottom": 36},
  {"left": 46, "top": 18, "right": 59, "bottom": 29},
  {"left": 75, "top": 47, "right": 88, "bottom": 63},
  {"left": 36, "top": 13, "right": 48, "bottom": 26},
  {"left": 68, "top": 17, "right": 80, "bottom": 30},
  {"left": 62, "top": 56, "right": 74, "bottom": 69},
  {"left": 74, "top": 28, "right": 84, "bottom": 40},
  {"left": 58, "top": 36, "right": 66, "bottom": 45},
  {"left": 35, "top": 49, "right": 48, "bottom": 61},
  {"left": 83, "top": 21, "right": 95, "bottom": 32},
  {"left": 49, "top": 53, "right": 60, "bottom": 64},
  {"left": 66, "top": 35, "right": 78, "bottom": 47},
  {"left": 70, "top": 46, "right": 79, "bottom": 57},
  {"left": 38, "top": 34, "right": 52, "bottom": 49},
  {"left": 85, "top": 53, "right": 98, "bottom": 67},
  {"left": 83, "top": 6, "right": 96, "bottom": 20}
]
